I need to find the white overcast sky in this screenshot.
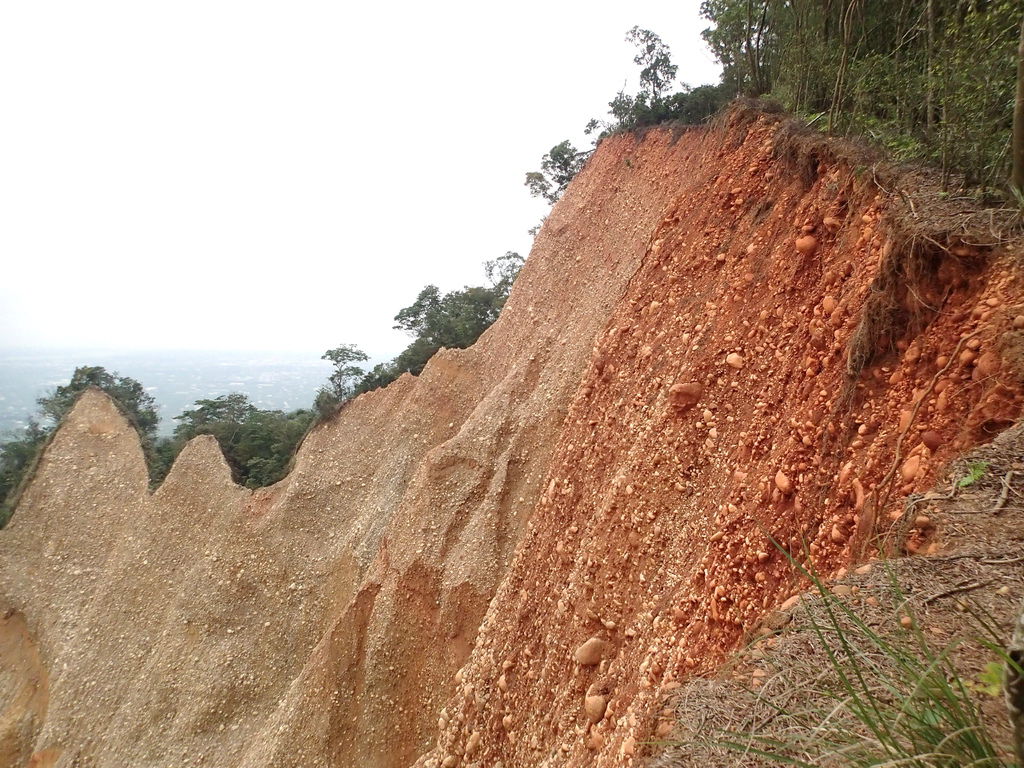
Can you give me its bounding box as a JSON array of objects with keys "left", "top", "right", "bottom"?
[{"left": 0, "top": 1, "right": 720, "bottom": 358}]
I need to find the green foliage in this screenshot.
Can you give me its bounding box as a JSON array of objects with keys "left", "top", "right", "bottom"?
[
  {"left": 37, "top": 365, "right": 159, "bottom": 437},
  {"left": 152, "top": 393, "right": 313, "bottom": 488},
  {"left": 321, "top": 343, "right": 370, "bottom": 400},
  {"left": 599, "top": 83, "right": 733, "bottom": 135},
  {"left": 0, "top": 365, "right": 161, "bottom": 524},
  {"left": 352, "top": 253, "right": 525, "bottom": 394},
  {"left": 0, "top": 421, "right": 48, "bottom": 526},
  {"left": 700, "top": 0, "right": 1022, "bottom": 192},
  {"left": 598, "top": 28, "right": 733, "bottom": 135},
  {"left": 531, "top": 27, "right": 732, "bottom": 187},
  {"left": 313, "top": 387, "right": 342, "bottom": 422},
  {"left": 975, "top": 660, "right": 1006, "bottom": 698},
  {"left": 525, "top": 141, "right": 590, "bottom": 204},
  {"left": 959, "top": 460, "right": 991, "bottom": 488}
]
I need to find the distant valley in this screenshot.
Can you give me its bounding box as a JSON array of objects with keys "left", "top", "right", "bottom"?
[{"left": 0, "top": 349, "right": 337, "bottom": 436}]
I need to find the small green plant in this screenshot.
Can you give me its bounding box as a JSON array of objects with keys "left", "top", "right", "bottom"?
[
  {"left": 975, "top": 660, "right": 1006, "bottom": 698},
  {"left": 959, "top": 460, "right": 991, "bottom": 488}
]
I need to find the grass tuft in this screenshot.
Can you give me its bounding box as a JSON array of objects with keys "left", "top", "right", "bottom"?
[{"left": 668, "top": 556, "right": 1017, "bottom": 767}]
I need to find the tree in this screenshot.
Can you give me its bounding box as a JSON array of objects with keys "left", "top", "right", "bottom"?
[
  {"left": 1, "top": 365, "right": 160, "bottom": 524},
  {"left": 352, "top": 254, "right": 525, "bottom": 395},
  {"left": 172, "top": 393, "right": 256, "bottom": 437},
  {"left": 700, "top": 0, "right": 1021, "bottom": 191},
  {"left": 37, "top": 365, "right": 159, "bottom": 437},
  {"left": 0, "top": 421, "right": 48, "bottom": 525},
  {"left": 626, "top": 26, "right": 679, "bottom": 103},
  {"left": 525, "top": 141, "right": 590, "bottom": 204},
  {"left": 559, "top": 27, "right": 733, "bottom": 146},
  {"left": 322, "top": 344, "right": 370, "bottom": 399},
  {"left": 154, "top": 393, "right": 314, "bottom": 488},
  {"left": 1012, "top": 13, "right": 1024, "bottom": 196},
  {"left": 485, "top": 251, "right": 525, "bottom": 296}
]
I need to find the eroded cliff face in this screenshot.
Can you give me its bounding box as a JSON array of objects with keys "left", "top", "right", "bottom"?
[
  {"left": 1, "top": 110, "right": 1021, "bottom": 768},
  {"left": 0, "top": 124, "right": 708, "bottom": 767},
  {"left": 416, "top": 113, "right": 1024, "bottom": 767}
]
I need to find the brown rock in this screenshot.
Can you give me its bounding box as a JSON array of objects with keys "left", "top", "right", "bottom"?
[
  {"left": 921, "top": 431, "right": 942, "bottom": 452},
  {"left": 584, "top": 694, "right": 608, "bottom": 723},
  {"left": 900, "top": 455, "right": 921, "bottom": 483},
  {"left": 795, "top": 235, "right": 818, "bottom": 255},
  {"left": 574, "top": 637, "right": 608, "bottom": 666},
  {"left": 668, "top": 381, "right": 703, "bottom": 410},
  {"left": 726, "top": 352, "right": 745, "bottom": 370},
  {"left": 621, "top": 735, "right": 636, "bottom": 757},
  {"left": 774, "top": 470, "right": 794, "bottom": 495},
  {"left": 974, "top": 351, "right": 1000, "bottom": 379}
]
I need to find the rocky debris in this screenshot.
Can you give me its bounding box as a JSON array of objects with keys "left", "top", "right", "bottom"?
[{"left": 418, "top": 110, "right": 1023, "bottom": 768}]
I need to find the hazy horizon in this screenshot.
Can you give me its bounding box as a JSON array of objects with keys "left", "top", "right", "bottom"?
[
  {"left": 0, "top": 1, "right": 721, "bottom": 355},
  {"left": 0, "top": 347, "right": 347, "bottom": 436}
]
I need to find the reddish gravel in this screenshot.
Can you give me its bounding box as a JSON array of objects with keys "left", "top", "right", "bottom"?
[{"left": 417, "top": 111, "right": 1023, "bottom": 768}]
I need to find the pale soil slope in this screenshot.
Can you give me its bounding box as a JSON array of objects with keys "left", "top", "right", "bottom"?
[{"left": 0, "top": 125, "right": 707, "bottom": 767}]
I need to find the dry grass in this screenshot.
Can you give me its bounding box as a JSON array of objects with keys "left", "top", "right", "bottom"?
[{"left": 653, "top": 424, "right": 1024, "bottom": 768}]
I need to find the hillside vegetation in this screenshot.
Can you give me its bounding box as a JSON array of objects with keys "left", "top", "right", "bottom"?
[{"left": 530, "top": 4, "right": 1024, "bottom": 210}]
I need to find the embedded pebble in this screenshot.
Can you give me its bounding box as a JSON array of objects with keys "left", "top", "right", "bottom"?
[
  {"left": 900, "top": 455, "right": 921, "bottom": 482},
  {"left": 921, "top": 431, "right": 942, "bottom": 452},
  {"left": 795, "top": 235, "right": 817, "bottom": 255},
  {"left": 584, "top": 694, "right": 608, "bottom": 723},
  {"left": 574, "top": 637, "right": 608, "bottom": 666},
  {"left": 668, "top": 381, "right": 703, "bottom": 410}
]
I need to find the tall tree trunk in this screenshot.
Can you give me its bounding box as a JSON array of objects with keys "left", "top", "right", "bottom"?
[
  {"left": 744, "top": 0, "right": 761, "bottom": 95},
  {"left": 828, "top": 0, "right": 858, "bottom": 134},
  {"left": 1011, "top": 14, "right": 1024, "bottom": 195},
  {"left": 925, "top": 0, "right": 935, "bottom": 138}
]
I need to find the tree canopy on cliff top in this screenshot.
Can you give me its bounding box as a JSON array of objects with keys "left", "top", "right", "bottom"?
[
  {"left": 701, "top": 0, "right": 1022, "bottom": 192},
  {"left": 530, "top": 6, "right": 1024, "bottom": 206}
]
